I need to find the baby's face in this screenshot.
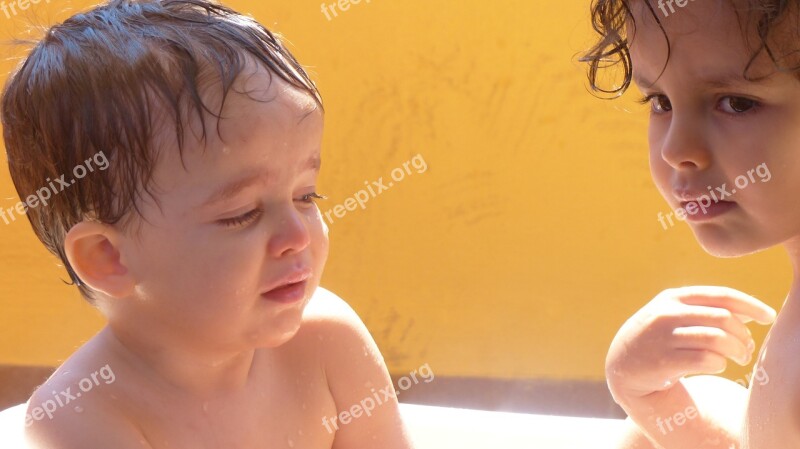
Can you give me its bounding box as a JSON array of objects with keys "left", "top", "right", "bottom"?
[
  {"left": 120, "top": 64, "right": 327, "bottom": 350},
  {"left": 629, "top": 0, "right": 800, "bottom": 257}
]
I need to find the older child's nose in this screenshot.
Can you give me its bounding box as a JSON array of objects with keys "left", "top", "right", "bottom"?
[
  {"left": 659, "top": 116, "right": 712, "bottom": 171},
  {"left": 266, "top": 207, "right": 312, "bottom": 258}
]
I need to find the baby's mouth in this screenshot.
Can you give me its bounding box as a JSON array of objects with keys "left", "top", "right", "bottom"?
[
  {"left": 260, "top": 269, "right": 311, "bottom": 304},
  {"left": 261, "top": 280, "right": 307, "bottom": 304}
]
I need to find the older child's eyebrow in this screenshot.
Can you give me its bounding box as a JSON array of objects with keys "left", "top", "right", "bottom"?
[
  {"left": 696, "top": 72, "right": 774, "bottom": 89},
  {"left": 200, "top": 155, "right": 321, "bottom": 208},
  {"left": 634, "top": 71, "right": 775, "bottom": 89}
]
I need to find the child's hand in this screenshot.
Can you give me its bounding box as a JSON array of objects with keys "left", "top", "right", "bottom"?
[{"left": 606, "top": 286, "right": 776, "bottom": 402}]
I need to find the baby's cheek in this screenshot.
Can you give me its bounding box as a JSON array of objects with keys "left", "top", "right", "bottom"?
[
  {"left": 173, "top": 242, "right": 248, "bottom": 294},
  {"left": 314, "top": 220, "right": 329, "bottom": 261},
  {"left": 307, "top": 207, "right": 328, "bottom": 234}
]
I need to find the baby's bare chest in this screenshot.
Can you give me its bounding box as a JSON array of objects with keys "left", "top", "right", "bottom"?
[
  {"left": 121, "top": 369, "right": 338, "bottom": 448},
  {"left": 166, "top": 396, "right": 334, "bottom": 447}
]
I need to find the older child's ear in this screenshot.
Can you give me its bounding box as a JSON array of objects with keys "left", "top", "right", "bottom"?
[{"left": 64, "top": 221, "right": 135, "bottom": 299}]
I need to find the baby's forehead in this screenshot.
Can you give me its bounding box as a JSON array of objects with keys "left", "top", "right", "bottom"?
[
  {"left": 204, "top": 59, "right": 320, "bottom": 123},
  {"left": 151, "top": 61, "right": 321, "bottom": 160},
  {"left": 223, "top": 76, "right": 321, "bottom": 132}
]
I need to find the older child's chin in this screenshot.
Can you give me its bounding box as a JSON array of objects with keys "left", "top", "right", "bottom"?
[{"left": 692, "top": 227, "right": 772, "bottom": 258}]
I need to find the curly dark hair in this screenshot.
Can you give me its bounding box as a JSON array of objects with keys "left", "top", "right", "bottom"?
[
  {"left": 579, "top": 0, "right": 799, "bottom": 98},
  {"left": 1, "top": 0, "right": 322, "bottom": 301}
]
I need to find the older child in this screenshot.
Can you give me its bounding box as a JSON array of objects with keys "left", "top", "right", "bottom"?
[
  {"left": 581, "top": 0, "right": 800, "bottom": 447},
  {"left": 2, "top": 1, "right": 413, "bottom": 448}
]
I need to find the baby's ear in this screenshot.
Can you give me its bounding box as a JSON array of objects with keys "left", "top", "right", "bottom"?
[{"left": 64, "top": 221, "right": 135, "bottom": 298}]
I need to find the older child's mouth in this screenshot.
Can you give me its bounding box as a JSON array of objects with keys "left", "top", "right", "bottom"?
[
  {"left": 261, "top": 280, "right": 308, "bottom": 304},
  {"left": 680, "top": 200, "right": 737, "bottom": 222}
]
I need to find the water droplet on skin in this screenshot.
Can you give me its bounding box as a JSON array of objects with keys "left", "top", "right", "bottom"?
[
  {"left": 287, "top": 438, "right": 294, "bottom": 448},
  {"left": 301, "top": 403, "right": 307, "bottom": 410},
  {"left": 298, "top": 430, "right": 304, "bottom": 436},
  {"left": 73, "top": 406, "right": 84, "bottom": 413},
  {"left": 202, "top": 402, "right": 209, "bottom": 413}
]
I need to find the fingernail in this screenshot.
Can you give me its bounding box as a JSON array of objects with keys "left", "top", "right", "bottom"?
[
  {"left": 739, "top": 352, "right": 752, "bottom": 365},
  {"left": 748, "top": 340, "right": 756, "bottom": 352}
]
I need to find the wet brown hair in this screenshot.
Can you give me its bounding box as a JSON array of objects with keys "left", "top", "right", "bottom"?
[
  {"left": 579, "top": 0, "right": 800, "bottom": 97},
  {"left": 1, "top": 0, "right": 322, "bottom": 301}
]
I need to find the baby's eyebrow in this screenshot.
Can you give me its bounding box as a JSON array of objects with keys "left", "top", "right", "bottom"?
[
  {"left": 200, "top": 154, "right": 321, "bottom": 208},
  {"left": 203, "top": 169, "right": 267, "bottom": 208}
]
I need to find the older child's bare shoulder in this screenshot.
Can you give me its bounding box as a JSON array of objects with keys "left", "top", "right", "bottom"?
[{"left": 743, "top": 319, "right": 800, "bottom": 448}]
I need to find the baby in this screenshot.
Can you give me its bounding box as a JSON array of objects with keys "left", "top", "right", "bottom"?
[
  {"left": 581, "top": 0, "right": 800, "bottom": 448},
  {"left": 2, "top": 1, "right": 413, "bottom": 448}
]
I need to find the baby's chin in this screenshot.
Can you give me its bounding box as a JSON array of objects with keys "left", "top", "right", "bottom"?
[
  {"left": 247, "top": 317, "right": 304, "bottom": 349},
  {"left": 254, "top": 292, "right": 320, "bottom": 348}
]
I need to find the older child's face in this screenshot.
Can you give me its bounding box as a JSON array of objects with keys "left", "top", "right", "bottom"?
[
  {"left": 629, "top": 0, "right": 800, "bottom": 257},
  {"left": 121, "top": 65, "right": 327, "bottom": 351}
]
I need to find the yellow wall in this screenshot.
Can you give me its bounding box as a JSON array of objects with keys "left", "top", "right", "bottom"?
[{"left": 0, "top": 0, "right": 789, "bottom": 384}]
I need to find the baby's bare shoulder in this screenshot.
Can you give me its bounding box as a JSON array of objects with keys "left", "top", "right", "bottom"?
[
  {"left": 302, "top": 286, "right": 362, "bottom": 324},
  {"left": 296, "top": 287, "right": 383, "bottom": 356},
  {"left": 23, "top": 341, "right": 149, "bottom": 448},
  {"left": 292, "top": 286, "right": 388, "bottom": 374},
  {"left": 291, "top": 288, "right": 411, "bottom": 448},
  {"left": 287, "top": 287, "right": 364, "bottom": 350}
]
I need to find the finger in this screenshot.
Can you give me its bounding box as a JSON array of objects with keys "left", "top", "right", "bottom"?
[
  {"left": 672, "top": 326, "right": 751, "bottom": 365},
  {"left": 673, "top": 286, "right": 777, "bottom": 324},
  {"left": 678, "top": 305, "right": 755, "bottom": 355},
  {"left": 673, "top": 348, "right": 729, "bottom": 375}
]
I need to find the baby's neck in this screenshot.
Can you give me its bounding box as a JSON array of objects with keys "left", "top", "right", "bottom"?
[{"left": 101, "top": 326, "right": 259, "bottom": 397}]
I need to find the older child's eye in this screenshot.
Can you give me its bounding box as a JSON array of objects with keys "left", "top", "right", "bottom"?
[
  {"left": 638, "top": 94, "right": 672, "bottom": 114},
  {"left": 219, "top": 208, "right": 262, "bottom": 227},
  {"left": 298, "top": 192, "right": 327, "bottom": 204},
  {"left": 719, "top": 96, "right": 758, "bottom": 114}
]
